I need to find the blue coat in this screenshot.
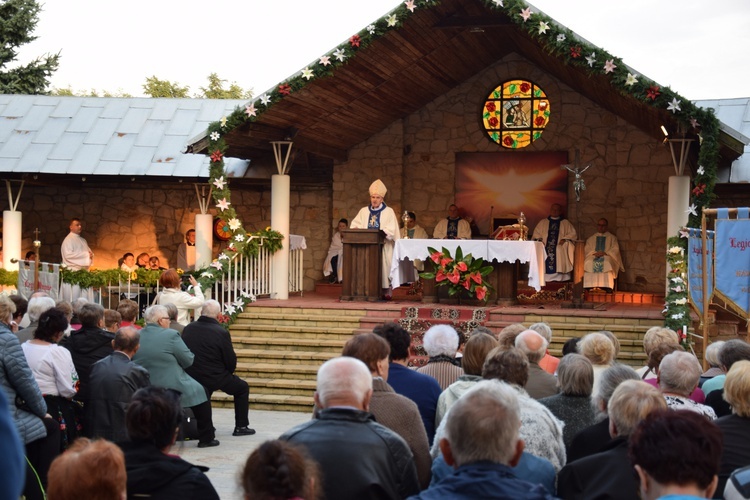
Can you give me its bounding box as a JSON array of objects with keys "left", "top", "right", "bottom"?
[{"left": 133, "top": 324, "right": 207, "bottom": 408}]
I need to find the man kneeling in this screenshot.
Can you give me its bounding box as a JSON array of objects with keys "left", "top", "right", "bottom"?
[{"left": 411, "top": 380, "right": 555, "bottom": 499}]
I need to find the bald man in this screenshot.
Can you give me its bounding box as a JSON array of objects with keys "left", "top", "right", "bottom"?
[{"left": 515, "top": 330, "right": 559, "bottom": 400}]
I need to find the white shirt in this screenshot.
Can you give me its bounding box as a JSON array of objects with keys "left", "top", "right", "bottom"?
[
  {"left": 61, "top": 232, "right": 92, "bottom": 270},
  {"left": 22, "top": 342, "right": 78, "bottom": 398}
]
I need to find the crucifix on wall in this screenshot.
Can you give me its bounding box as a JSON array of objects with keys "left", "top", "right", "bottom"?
[{"left": 561, "top": 149, "right": 591, "bottom": 202}]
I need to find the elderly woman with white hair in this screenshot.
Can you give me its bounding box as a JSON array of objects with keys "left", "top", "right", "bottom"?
[
  {"left": 715, "top": 360, "right": 750, "bottom": 495},
  {"left": 577, "top": 332, "right": 616, "bottom": 395},
  {"left": 636, "top": 326, "right": 679, "bottom": 380},
  {"left": 658, "top": 351, "right": 716, "bottom": 419},
  {"left": 416, "top": 325, "right": 464, "bottom": 390},
  {"left": 700, "top": 340, "right": 725, "bottom": 388}
]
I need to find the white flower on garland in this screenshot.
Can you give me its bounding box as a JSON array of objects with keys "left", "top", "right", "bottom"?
[
  {"left": 241, "top": 289, "right": 253, "bottom": 299},
  {"left": 228, "top": 218, "right": 242, "bottom": 231},
  {"left": 556, "top": 34, "right": 566, "bottom": 42},
  {"left": 216, "top": 198, "right": 231, "bottom": 211},
  {"left": 667, "top": 246, "right": 683, "bottom": 255},
  {"left": 260, "top": 94, "right": 271, "bottom": 105},
  {"left": 366, "top": 24, "right": 376, "bottom": 34},
  {"left": 211, "top": 261, "right": 223, "bottom": 270},
  {"left": 625, "top": 73, "right": 638, "bottom": 86},
  {"left": 671, "top": 313, "right": 684, "bottom": 320},
  {"left": 201, "top": 271, "right": 213, "bottom": 278},
  {"left": 319, "top": 55, "right": 331, "bottom": 66},
  {"left": 301, "top": 67, "right": 314, "bottom": 80},
  {"left": 603, "top": 59, "right": 617, "bottom": 73},
  {"left": 235, "top": 234, "right": 245, "bottom": 242},
  {"left": 679, "top": 228, "right": 690, "bottom": 239},
  {"left": 405, "top": 0, "right": 416, "bottom": 12},
  {"left": 538, "top": 21, "right": 549, "bottom": 34},
  {"left": 686, "top": 204, "right": 697, "bottom": 216},
  {"left": 220, "top": 116, "right": 227, "bottom": 128},
  {"left": 233, "top": 298, "right": 245, "bottom": 309},
  {"left": 210, "top": 131, "right": 220, "bottom": 141},
  {"left": 697, "top": 165, "right": 705, "bottom": 175},
  {"left": 585, "top": 52, "right": 596, "bottom": 67},
  {"left": 671, "top": 277, "right": 684, "bottom": 283},
  {"left": 244, "top": 103, "right": 257, "bottom": 117},
  {"left": 218, "top": 253, "right": 229, "bottom": 261},
  {"left": 493, "top": 0, "right": 504, "bottom": 6},
  {"left": 213, "top": 176, "right": 226, "bottom": 190},
  {"left": 672, "top": 285, "right": 683, "bottom": 293},
  {"left": 519, "top": 7, "right": 532, "bottom": 21},
  {"left": 386, "top": 14, "right": 398, "bottom": 27},
  {"left": 225, "top": 304, "right": 236, "bottom": 315},
  {"left": 333, "top": 48, "right": 346, "bottom": 62},
  {"left": 690, "top": 117, "right": 700, "bottom": 129},
  {"left": 674, "top": 298, "right": 688, "bottom": 305},
  {"left": 667, "top": 98, "right": 682, "bottom": 113}
]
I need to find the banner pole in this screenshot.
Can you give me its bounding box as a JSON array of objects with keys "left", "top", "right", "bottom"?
[{"left": 701, "top": 212, "right": 709, "bottom": 370}]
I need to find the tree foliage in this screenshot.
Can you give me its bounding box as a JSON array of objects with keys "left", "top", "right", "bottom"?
[
  {"left": 0, "top": 0, "right": 59, "bottom": 94},
  {"left": 142, "top": 76, "right": 190, "bottom": 98},
  {"left": 199, "top": 73, "right": 252, "bottom": 99}
]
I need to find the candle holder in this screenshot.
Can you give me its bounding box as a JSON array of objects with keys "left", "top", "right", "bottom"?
[
  {"left": 402, "top": 211, "right": 410, "bottom": 239},
  {"left": 517, "top": 212, "right": 527, "bottom": 241}
]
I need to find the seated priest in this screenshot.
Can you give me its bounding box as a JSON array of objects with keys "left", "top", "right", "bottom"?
[
  {"left": 532, "top": 203, "right": 577, "bottom": 282},
  {"left": 583, "top": 218, "right": 624, "bottom": 290},
  {"left": 399, "top": 212, "right": 428, "bottom": 284},
  {"left": 433, "top": 204, "right": 471, "bottom": 240},
  {"left": 350, "top": 179, "right": 400, "bottom": 295}
]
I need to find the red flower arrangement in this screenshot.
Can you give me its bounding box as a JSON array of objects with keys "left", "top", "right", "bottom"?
[
  {"left": 419, "top": 246, "right": 494, "bottom": 301},
  {"left": 350, "top": 35, "right": 361, "bottom": 48},
  {"left": 646, "top": 85, "right": 661, "bottom": 101},
  {"left": 692, "top": 183, "right": 706, "bottom": 196},
  {"left": 278, "top": 84, "right": 292, "bottom": 96},
  {"left": 570, "top": 46, "right": 582, "bottom": 58},
  {"left": 210, "top": 149, "right": 223, "bottom": 163}
]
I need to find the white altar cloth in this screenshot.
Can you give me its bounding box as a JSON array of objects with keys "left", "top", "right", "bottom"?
[{"left": 390, "top": 239, "right": 546, "bottom": 291}]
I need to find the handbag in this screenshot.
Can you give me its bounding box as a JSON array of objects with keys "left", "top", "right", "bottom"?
[{"left": 177, "top": 407, "right": 199, "bottom": 441}]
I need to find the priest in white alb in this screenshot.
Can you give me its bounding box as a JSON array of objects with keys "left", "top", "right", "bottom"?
[
  {"left": 583, "top": 218, "right": 624, "bottom": 290},
  {"left": 60, "top": 217, "right": 95, "bottom": 301},
  {"left": 350, "top": 179, "right": 400, "bottom": 295},
  {"left": 532, "top": 203, "right": 577, "bottom": 282}
]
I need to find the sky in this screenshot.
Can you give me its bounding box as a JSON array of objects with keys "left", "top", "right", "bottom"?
[{"left": 16, "top": 0, "right": 750, "bottom": 101}]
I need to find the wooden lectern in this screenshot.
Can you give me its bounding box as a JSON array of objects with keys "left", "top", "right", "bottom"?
[{"left": 340, "top": 229, "right": 385, "bottom": 301}]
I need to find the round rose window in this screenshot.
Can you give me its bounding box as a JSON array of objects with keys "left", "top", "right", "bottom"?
[{"left": 482, "top": 79, "right": 550, "bottom": 149}]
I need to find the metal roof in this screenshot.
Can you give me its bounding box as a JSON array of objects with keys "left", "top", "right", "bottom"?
[
  {"left": 695, "top": 98, "right": 750, "bottom": 182},
  {"left": 0, "top": 95, "right": 250, "bottom": 179}
]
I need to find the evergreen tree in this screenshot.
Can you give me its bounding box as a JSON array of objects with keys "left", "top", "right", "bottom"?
[{"left": 0, "top": 0, "right": 59, "bottom": 94}]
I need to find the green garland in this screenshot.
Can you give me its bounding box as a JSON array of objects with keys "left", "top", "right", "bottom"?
[
  {"left": 204, "top": 0, "right": 721, "bottom": 329},
  {"left": 0, "top": 269, "right": 18, "bottom": 287}
]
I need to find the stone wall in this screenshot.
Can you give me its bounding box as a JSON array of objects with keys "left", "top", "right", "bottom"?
[
  {"left": 5, "top": 182, "right": 332, "bottom": 291},
  {"left": 333, "top": 53, "right": 675, "bottom": 293}
]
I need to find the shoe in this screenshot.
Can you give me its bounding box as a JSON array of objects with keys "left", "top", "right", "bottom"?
[
  {"left": 233, "top": 426, "right": 256, "bottom": 436},
  {"left": 197, "top": 439, "right": 220, "bottom": 448}
]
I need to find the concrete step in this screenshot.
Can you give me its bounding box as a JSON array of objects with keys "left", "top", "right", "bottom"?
[
  {"left": 236, "top": 348, "right": 334, "bottom": 364},
  {"left": 212, "top": 393, "right": 314, "bottom": 412},
  {"left": 233, "top": 337, "right": 347, "bottom": 352},
  {"left": 238, "top": 362, "right": 322, "bottom": 380},
  {"left": 230, "top": 324, "right": 359, "bottom": 339}
]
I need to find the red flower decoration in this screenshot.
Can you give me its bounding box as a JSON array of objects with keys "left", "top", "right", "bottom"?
[
  {"left": 534, "top": 116, "right": 545, "bottom": 126},
  {"left": 440, "top": 257, "right": 453, "bottom": 267},
  {"left": 456, "top": 261, "right": 468, "bottom": 272},
  {"left": 349, "top": 35, "right": 361, "bottom": 48},
  {"left": 475, "top": 286, "right": 488, "bottom": 301},
  {"left": 210, "top": 149, "right": 223, "bottom": 163},
  {"left": 463, "top": 278, "right": 472, "bottom": 290},
  {"left": 503, "top": 136, "right": 514, "bottom": 147},
  {"left": 570, "top": 46, "right": 582, "bottom": 58},
  {"left": 520, "top": 82, "right": 531, "bottom": 93},
  {"left": 485, "top": 102, "right": 496, "bottom": 113},
  {"left": 430, "top": 251, "right": 443, "bottom": 264},
  {"left": 470, "top": 271, "right": 483, "bottom": 284},
  {"left": 447, "top": 269, "right": 461, "bottom": 285},
  {"left": 692, "top": 183, "right": 706, "bottom": 196},
  {"left": 436, "top": 269, "right": 447, "bottom": 282},
  {"left": 488, "top": 117, "right": 499, "bottom": 128},
  {"left": 646, "top": 85, "right": 661, "bottom": 100},
  {"left": 279, "top": 84, "right": 292, "bottom": 96}
]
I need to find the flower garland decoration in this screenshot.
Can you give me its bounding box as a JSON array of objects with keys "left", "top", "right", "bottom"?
[
  {"left": 664, "top": 236, "right": 691, "bottom": 346},
  {"left": 419, "top": 246, "right": 494, "bottom": 301},
  {"left": 203, "top": 0, "right": 722, "bottom": 327}
]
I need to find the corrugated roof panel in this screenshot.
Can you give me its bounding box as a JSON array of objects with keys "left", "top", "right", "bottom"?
[
  {"left": 150, "top": 159, "right": 177, "bottom": 177},
  {"left": 196, "top": 100, "right": 246, "bottom": 122},
  {"left": 101, "top": 133, "right": 137, "bottom": 161},
  {"left": 0, "top": 98, "right": 33, "bottom": 118},
  {"left": 91, "top": 160, "right": 123, "bottom": 176},
  {"left": 49, "top": 133, "right": 86, "bottom": 160},
  {"left": 84, "top": 118, "right": 120, "bottom": 145},
  {"left": 100, "top": 99, "right": 132, "bottom": 119},
  {"left": 0, "top": 116, "right": 20, "bottom": 142},
  {"left": 69, "top": 144, "right": 106, "bottom": 173},
  {"left": 121, "top": 146, "right": 155, "bottom": 174},
  {"left": 174, "top": 98, "right": 202, "bottom": 110},
  {"left": 170, "top": 154, "right": 204, "bottom": 177},
  {"left": 38, "top": 159, "right": 71, "bottom": 174},
  {"left": 50, "top": 98, "right": 82, "bottom": 118},
  {"left": 135, "top": 120, "right": 168, "bottom": 147},
  {"left": 153, "top": 135, "right": 186, "bottom": 165},
  {"left": 0, "top": 158, "right": 17, "bottom": 170},
  {"left": 118, "top": 107, "right": 152, "bottom": 134},
  {"left": 17, "top": 103, "right": 54, "bottom": 132},
  {"left": 33, "top": 117, "right": 70, "bottom": 145},
  {"left": 0, "top": 131, "right": 33, "bottom": 159},
  {"left": 165, "top": 109, "right": 199, "bottom": 136},
  {"left": 68, "top": 106, "right": 103, "bottom": 133},
  {"left": 149, "top": 100, "right": 179, "bottom": 121},
  {"left": 130, "top": 98, "right": 155, "bottom": 109},
  {"left": 15, "top": 143, "right": 55, "bottom": 172}
]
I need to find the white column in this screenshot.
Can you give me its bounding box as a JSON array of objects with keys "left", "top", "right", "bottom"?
[
  {"left": 271, "top": 174, "right": 290, "bottom": 300},
  {"left": 667, "top": 176, "right": 690, "bottom": 237},
  {"left": 194, "top": 213, "right": 213, "bottom": 270},
  {"left": 3, "top": 210, "right": 21, "bottom": 270}
]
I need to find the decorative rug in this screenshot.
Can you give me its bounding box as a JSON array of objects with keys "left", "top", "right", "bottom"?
[
  {"left": 397, "top": 306, "right": 488, "bottom": 368},
  {"left": 517, "top": 282, "right": 572, "bottom": 305}
]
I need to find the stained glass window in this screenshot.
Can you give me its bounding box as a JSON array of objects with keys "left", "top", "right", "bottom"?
[{"left": 482, "top": 79, "right": 550, "bottom": 149}]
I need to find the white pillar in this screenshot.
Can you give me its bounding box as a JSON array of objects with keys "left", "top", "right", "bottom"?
[
  {"left": 194, "top": 213, "right": 213, "bottom": 270},
  {"left": 271, "top": 174, "right": 290, "bottom": 300},
  {"left": 3, "top": 210, "right": 22, "bottom": 270},
  {"left": 667, "top": 176, "right": 690, "bottom": 237}
]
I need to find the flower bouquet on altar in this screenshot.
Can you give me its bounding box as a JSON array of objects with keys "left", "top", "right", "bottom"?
[{"left": 420, "top": 246, "right": 494, "bottom": 302}]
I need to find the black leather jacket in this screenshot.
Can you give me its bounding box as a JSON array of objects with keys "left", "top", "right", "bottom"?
[{"left": 280, "top": 407, "right": 420, "bottom": 499}]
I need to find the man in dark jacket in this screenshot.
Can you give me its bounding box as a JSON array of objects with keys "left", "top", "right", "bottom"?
[
  {"left": 181, "top": 300, "right": 254, "bottom": 436},
  {"left": 87, "top": 326, "right": 150, "bottom": 442},
  {"left": 280, "top": 356, "right": 420, "bottom": 500},
  {"left": 61, "top": 302, "right": 115, "bottom": 432}
]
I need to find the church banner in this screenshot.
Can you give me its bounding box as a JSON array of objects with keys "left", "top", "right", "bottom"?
[
  {"left": 17, "top": 262, "right": 60, "bottom": 300},
  {"left": 714, "top": 208, "right": 750, "bottom": 318},
  {"left": 687, "top": 228, "right": 713, "bottom": 315}
]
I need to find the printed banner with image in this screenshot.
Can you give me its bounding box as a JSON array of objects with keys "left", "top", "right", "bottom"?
[
  {"left": 714, "top": 209, "right": 750, "bottom": 318},
  {"left": 687, "top": 228, "right": 713, "bottom": 315},
  {"left": 16, "top": 263, "right": 60, "bottom": 300}
]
